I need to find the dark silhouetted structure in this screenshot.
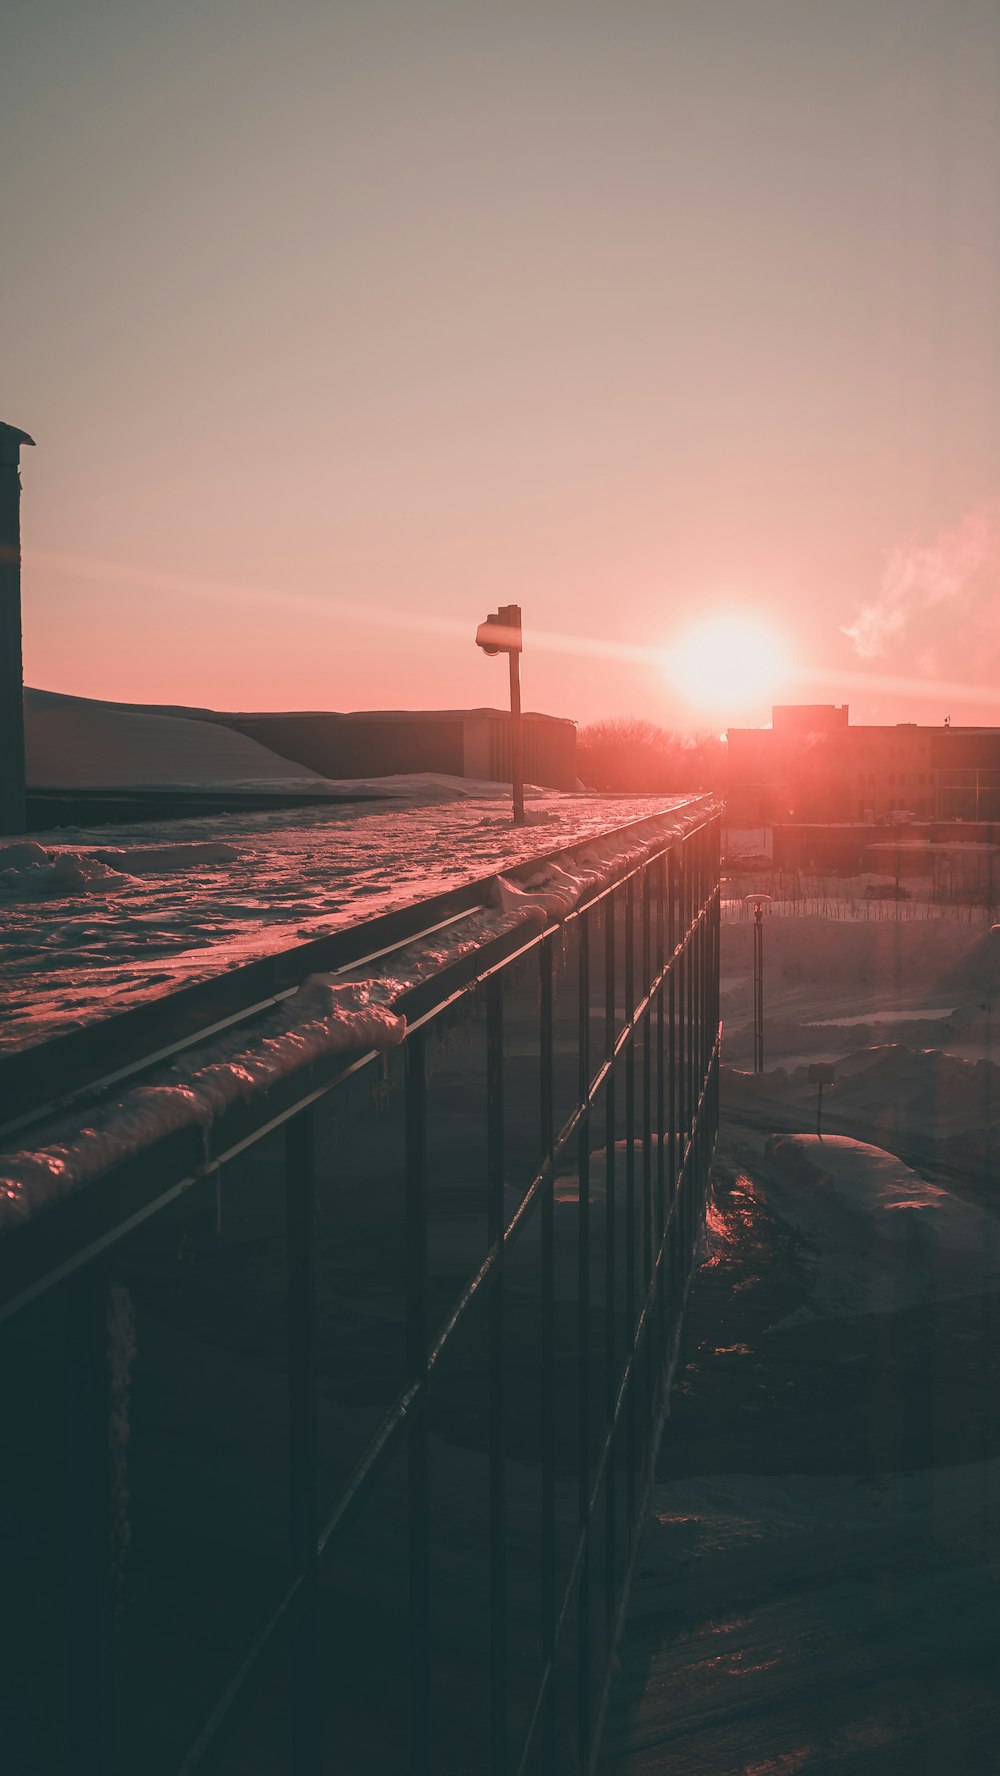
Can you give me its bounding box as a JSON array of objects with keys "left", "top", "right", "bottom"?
[
  {"left": 206, "top": 706, "right": 578, "bottom": 791},
  {"left": 0, "top": 421, "right": 34, "bottom": 835}
]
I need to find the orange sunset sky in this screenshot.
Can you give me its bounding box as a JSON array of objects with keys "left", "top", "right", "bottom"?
[{"left": 4, "top": 0, "right": 1000, "bottom": 728}]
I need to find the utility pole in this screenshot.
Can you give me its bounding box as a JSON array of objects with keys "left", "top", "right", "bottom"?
[
  {"left": 0, "top": 422, "right": 35, "bottom": 836},
  {"left": 476, "top": 603, "right": 525, "bottom": 824}
]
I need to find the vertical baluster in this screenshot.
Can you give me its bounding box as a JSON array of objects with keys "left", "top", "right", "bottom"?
[
  {"left": 603, "top": 901, "right": 617, "bottom": 1650},
  {"left": 66, "top": 1267, "right": 116, "bottom": 1774},
  {"left": 287, "top": 1110, "right": 319, "bottom": 1775},
  {"left": 539, "top": 940, "right": 555, "bottom": 1770},
  {"left": 623, "top": 880, "right": 637, "bottom": 1539},
  {"left": 577, "top": 911, "right": 591, "bottom": 1767},
  {"left": 405, "top": 1034, "right": 430, "bottom": 1776},
  {"left": 655, "top": 852, "right": 667, "bottom": 1385},
  {"left": 487, "top": 977, "right": 507, "bottom": 1775}
]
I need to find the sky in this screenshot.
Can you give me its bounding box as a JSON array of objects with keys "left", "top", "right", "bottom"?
[{"left": 3, "top": 0, "right": 1000, "bottom": 729}]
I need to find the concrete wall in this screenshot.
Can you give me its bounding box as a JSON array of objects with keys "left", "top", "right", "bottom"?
[
  {"left": 463, "top": 714, "right": 577, "bottom": 789},
  {"left": 223, "top": 714, "right": 466, "bottom": 780}
]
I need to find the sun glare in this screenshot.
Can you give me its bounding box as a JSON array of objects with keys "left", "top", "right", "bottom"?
[{"left": 663, "top": 614, "right": 791, "bottom": 716}]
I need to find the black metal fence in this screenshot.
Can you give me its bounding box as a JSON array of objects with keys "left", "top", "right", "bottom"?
[{"left": 0, "top": 807, "right": 720, "bottom": 1776}]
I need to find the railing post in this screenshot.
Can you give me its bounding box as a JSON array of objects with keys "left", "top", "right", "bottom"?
[
  {"left": 640, "top": 868, "right": 653, "bottom": 1463},
  {"left": 623, "top": 882, "right": 637, "bottom": 1539},
  {"left": 539, "top": 938, "right": 556, "bottom": 1769},
  {"left": 65, "top": 1267, "right": 116, "bottom": 1773},
  {"left": 405, "top": 1033, "right": 430, "bottom": 1776},
  {"left": 603, "top": 905, "right": 617, "bottom": 1651},
  {"left": 287, "top": 1109, "right": 319, "bottom": 1775},
  {"left": 577, "top": 910, "right": 591, "bottom": 1767},
  {"left": 655, "top": 853, "right": 667, "bottom": 1387},
  {"left": 487, "top": 977, "right": 507, "bottom": 1774}
]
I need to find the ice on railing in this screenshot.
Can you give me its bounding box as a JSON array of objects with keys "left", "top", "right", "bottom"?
[
  {"left": 0, "top": 803, "right": 720, "bottom": 1228},
  {"left": 0, "top": 977, "right": 410, "bottom": 1226},
  {"left": 491, "top": 799, "right": 720, "bottom": 919}
]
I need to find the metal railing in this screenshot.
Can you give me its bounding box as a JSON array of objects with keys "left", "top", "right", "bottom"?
[{"left": 0, "top": 806, "right": 720, "bottom": 1776}]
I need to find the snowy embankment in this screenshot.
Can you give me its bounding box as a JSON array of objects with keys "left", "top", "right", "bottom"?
[
  {"left": 0, "top": 802, "right": 715, "bottom": 1227},
  {"left": 24, "top": 687, "right": 337, "bottom": 791},
  {"left": 764, "top": 1133, "right": 1000, "bottom": 1315}
]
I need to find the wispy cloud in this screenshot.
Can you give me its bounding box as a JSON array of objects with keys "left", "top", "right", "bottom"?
[{"left": 843, "top": 503, "right": 1000, "bottom": 663}]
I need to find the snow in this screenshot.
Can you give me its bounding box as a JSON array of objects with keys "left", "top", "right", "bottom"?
[
  {"left": 25, "top": 688, "right": 335, "bottom": 790},
  {"left": 0, "top": 806, "right": 718, "bottom": 1223},
  {"left": 24, "top": 688, "right": 581, "bottom": 802},
  {"left": 718, "top": 904, "right": 1000, "bottom": 1186},
  {"left": 0, "top": 794, "right": 713, "bottom": 1052},
  {"left": 0, "top": 974, "right": 412, "bottom": 1225},
  {"left": 610, "top": 996, "right": 1000, "bottom": 1773},
  {"left": 804, "top": 1005, "right": 952, "bottom": 1027},
  {"left": 934, "top": 921, "right": 1000, "bottom": 995},
  {"left": 763, "top": 1133, "right": 1000, "bottom": 1317}
]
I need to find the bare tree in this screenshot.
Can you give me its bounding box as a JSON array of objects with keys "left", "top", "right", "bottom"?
[{"left": 578, "top": 720, "right": 725, "bottom": 792}]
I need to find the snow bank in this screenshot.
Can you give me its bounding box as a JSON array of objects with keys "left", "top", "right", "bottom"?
[
  {"left": 935, "top": 922, "right": 1000, "bottom": 998},
  {"left": 0, "top": 843, "right": 136, "bottom": 897},
  {"left": 298, "top": 772, "right": 557, "bottom": 803},
  {"left": 25, "top": 688, "right": 335, "bottom": 790},
  {"left": 764, "top": 1133, "right": 1000, "bottom": 1317},
  {"left": 0, "top": 839, "right": 243, "bottom": 898}
]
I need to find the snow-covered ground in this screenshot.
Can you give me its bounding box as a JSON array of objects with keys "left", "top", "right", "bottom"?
[
  {"left": 608, "top": 1114, "right": 1000, "bottom": 1772},
  {"left": 719, "top": 914, "right": 1000, "bottom": 1185},
  {"left": 0, "top": 792, "right": 702, "bottom": 1053}
]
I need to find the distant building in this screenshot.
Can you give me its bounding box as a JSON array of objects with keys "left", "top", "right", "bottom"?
[
  {"left": 209, "top": 707, "right": 579, "bottom": 792},
  {"left": 727, "top": 705, "right": 1000, "bottom": 826}
]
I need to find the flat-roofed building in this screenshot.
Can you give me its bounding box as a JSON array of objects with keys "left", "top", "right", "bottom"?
[
  {"left": 213, "top": 707, "right": 579, "bottom": 791},
  {"left": 727, "top": 705, "right": 997, "bottom": 827}
]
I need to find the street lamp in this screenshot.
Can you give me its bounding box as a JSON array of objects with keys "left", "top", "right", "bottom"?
[{"left": 476, "top": 603, "right": 525, "bottom": 824}]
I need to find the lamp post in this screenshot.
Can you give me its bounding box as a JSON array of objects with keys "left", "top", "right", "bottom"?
[
  {"left": 808, "top": 1062, "right": 835, "bottom": 1137},
  {"left": 476, "top": 603, "right": 525, "bottom": 824},
  {"left": 745, "top": 893, "right": 770, "bottom": 1072},
  {"left": 0, "top": 421, "right": 35, "bottom": 836}
]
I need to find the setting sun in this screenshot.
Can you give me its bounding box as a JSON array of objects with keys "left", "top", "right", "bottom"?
[{"left": 663, "top": 614, "right": 792, "bottom": 717}]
